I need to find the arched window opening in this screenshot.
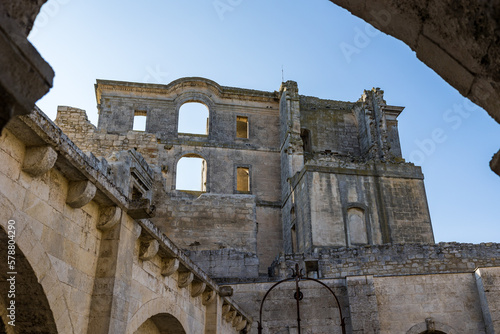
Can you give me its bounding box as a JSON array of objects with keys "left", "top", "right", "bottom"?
[
  {"left": 178, "top": 102, "right": 209, "bottom": 135},
  {"left": 133, "top": 110, "right": 147, "bottom": 131},
  {"left": 176, "top": 155, "right": 207, "bottom": 192},
  {"left": 347, "top": 207, "right": 368, "bottom": 245}
]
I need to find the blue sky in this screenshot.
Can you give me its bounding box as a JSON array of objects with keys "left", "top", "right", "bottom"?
[{"left": 29, "top": 0, "right": 500, "bottom": 243}]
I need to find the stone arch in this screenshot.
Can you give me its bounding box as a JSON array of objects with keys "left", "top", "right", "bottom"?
[
  {"left": 174, "top": 152, "right": 209, "bottom": 192},
  {"left": 126, "top": 297, "right": 189, "bottom": 334},
  {"left": 406, "top": 318, "right": 457, "bottom": 334},
  {"left": 174, "top": 92, "right": 215, "bottom": 137},
  {"left": 0, "top": 193, "right": 69, "bottom": 333},
  {"left": 0, "top": 192, "right": 73, "bottom": 333}
]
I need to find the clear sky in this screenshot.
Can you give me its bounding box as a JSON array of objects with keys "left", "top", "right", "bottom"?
[{"left": 29, "top": 0, "right": 500, "bottom": 243}]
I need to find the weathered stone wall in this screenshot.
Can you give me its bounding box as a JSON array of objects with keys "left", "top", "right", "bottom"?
[
  {"left": 286, "top": 162, "right": 432, "bottom": 252},
  {"left": 272, "top": 242, "right": 500, "bottom": 279},
  {"left": 229, "top": 268, "right": 500, "bottom": 334},
  {"left": 0, "top": 110, "right": 252, "bottom": 333},
  {"left": 230, "top": 279, "right": 349, "bottom": 334},
  {"left": 0, "top": 128, "right": 101, "bottom": 332},
  {"left": 186, "top": 249, "right": 259, "bottom": 280},
  {"left": 299, "top": 96, "right": 359, "bottom": 156},
  {"left": 56, "top": 106, "right": 160, "bottom": 164},
  {"left": 57, "top": 79, "right": 284, "bottom": 274},
  {"left": 153, "top": 192, "right": 258, "bottom": 253},
  {"left": 375, "top": 273, "right": 486, "bottom": 333}
]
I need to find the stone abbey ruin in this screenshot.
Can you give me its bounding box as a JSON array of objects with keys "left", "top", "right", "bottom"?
[
  {"left": 1, "top": 1, "right": 500, "bottom": 333},
  {"left": 1, "top": 76, "right": 499, "bottom": 333}
]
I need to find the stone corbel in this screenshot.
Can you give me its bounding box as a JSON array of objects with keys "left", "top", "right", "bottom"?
[
  {"left": 235, "top": 319, "right": 247, "bottom": 331},
  {"left": 225, "top": 310, "right": 236, "bottom": 323},
  {"left": 202, "top": 289, "right": 216, "bottom": 305},
  {"left": 133, "top": 223, "right": 142, "bottom": 240},
  {"left": 178, "top": 272, "right": 194, "bottom": 288},
  {"left": 66, "top": 180, "right": 97, "bottom": 208},
  {"left": 232, "top": 315, "right": 242, "bottom": 328},
  {"left": 161, "top": 258, "right": 179, "bottom": 277},
  {"left": 221, "top": 304, "right": 231, "bottom": 316},
  {"left": 139, "top": 239, "right": 159, "bottom": 261},
  {"left": 22, "top": 146, "right": 57, "bottom": 176},
  {"left": 191, "top": 281, "right": 206, "bottom": 298},
  {"left": 97, "top": 206, "right": 121, "bottom": 230}
]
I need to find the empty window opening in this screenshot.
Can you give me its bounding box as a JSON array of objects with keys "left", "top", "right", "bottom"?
[
  {"left": 300, "top": 128, "right": 312, "bottom": 154},
  {"left": 291, "top": 224, "right": 297, "bottom": 253},
  {"left": 305, "top": 260, "right": 319, "bottom": 278},
  {"left": 236, "top": 167, "right": 250, "bottom": 192},
  {"left": 236, "top": 116, "right": 249, "bottom": 138},
  {"left": 176, "top": 155, "right": 207, "bottom": 191},
  {"left": 133, "top": 110, "right": 147, "bottom": 131},
  {"left": 178, "top": 102, "right": 209, "bottom": 135}
]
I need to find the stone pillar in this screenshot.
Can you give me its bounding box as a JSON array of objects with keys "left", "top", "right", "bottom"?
[
  {"left": 87, "top": 214, "right": 137, "bottom": 334},
  {"left": 346, "top": 275, "right": 380, "bottom": 334},
  {"left": 475, "top": 267, "right": 500, "bottom": 334}
]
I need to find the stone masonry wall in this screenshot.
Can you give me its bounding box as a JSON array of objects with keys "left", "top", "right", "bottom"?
[
  {"left": 153, "top": 192, "right": 258, "bottom": 254},
  {"left": 375, "top": 273, "right": 486, "bottom": 333},
  {"left": 299, "top": 96, "right": 359, "bottom": 156},
  {"left": 272, "top": 242, "right": 500, "bottom": 279},
  {"left": 55, "top": 106, "right": 160, "bottom": 164}
]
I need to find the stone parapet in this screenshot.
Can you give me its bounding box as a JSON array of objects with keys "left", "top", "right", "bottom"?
[{"left": 271, "top": 242, "right": 500, "bottom": 279}]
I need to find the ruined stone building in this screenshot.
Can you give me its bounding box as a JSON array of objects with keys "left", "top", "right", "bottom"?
[{"left": 1, "top": 75, "right": 499, "bottom": 333}]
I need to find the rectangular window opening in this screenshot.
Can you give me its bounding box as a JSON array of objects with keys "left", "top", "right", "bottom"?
[
  {"left": 291, "top": 224, "right": 297, "bottom": 253},
  {"left": 236, "top": 167, "right": 250, "bottom": 192},
  {"left": 133, "top": 110, "right": 147, "bottom": 131},
  {"left": 236, "top": 116, "right": 249, "bottom": 139}
]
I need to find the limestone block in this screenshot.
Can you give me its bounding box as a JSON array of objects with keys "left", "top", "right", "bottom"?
[
  {"left": 191, "top": 281, "right": 206, "bottom": 298},
  {"left": 66, "top": 180, "right": 96, "bottom": 208},
  {"left": 219, "top": 286, "right": 233, "bottom": 297},
  {"left": 139, "top": 239, "right": 159, "bottom": 261},
  {"left": 97, "top": 206, "right": 121, "bottom": 230},
  {"left": 416, "top": 34, "right": 475, "bottom": 95},
  {"left": 178, "top": 272, "right": 194, "bottom": 288},
  {"left": 161, "top": 258, "right": 179, "bottom": 277},
  {"left": 22, "top": 145, "right": 57, "bottom": 176}
]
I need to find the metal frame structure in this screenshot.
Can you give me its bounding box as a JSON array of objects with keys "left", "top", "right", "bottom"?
[{"left": 257, "top": 263, "right": 346, "bottom": 334}]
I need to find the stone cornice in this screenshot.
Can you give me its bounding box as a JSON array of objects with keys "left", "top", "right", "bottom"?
[{"left": 95, "top": 77, "right": 279, "bottom": 105}]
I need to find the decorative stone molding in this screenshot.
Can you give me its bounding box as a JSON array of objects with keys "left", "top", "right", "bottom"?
[
  {"left": 202, "top": 289, "right": 216, "bottom": 305},
  {"left": 161, "top": 258, "right": 179, "bottom": 277},
  {"left": 139, "top": 239, "right": 159, "bottom": 261},
  {"left": 66, "top": 180, "right": 97, "bottom": 208},
  {"left": 191, "top": 281, "right": 206, "bottom": 298},
  {"left": 97, "top": 206, "right": 121, "bottom": 230},
  {"left": 22, "top": 145, "right": 57, "bottom": 176},
  {"left": 178, "top": 272, "right": 194, "bottom": 288}
]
